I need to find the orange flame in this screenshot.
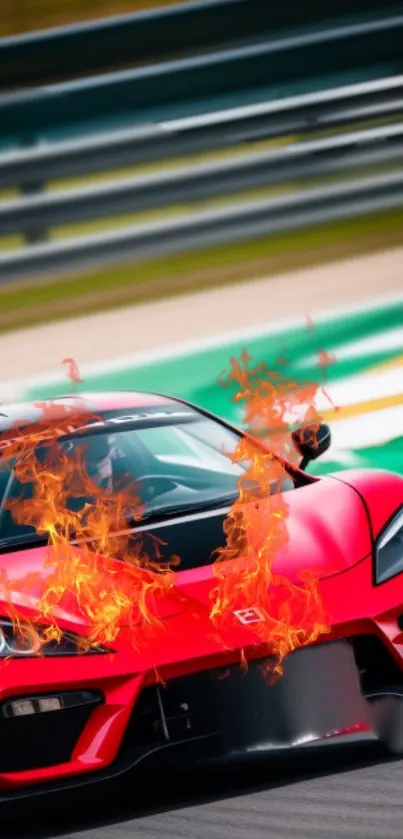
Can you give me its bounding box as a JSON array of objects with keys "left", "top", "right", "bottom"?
[
  {"left": 211, "top": 350, "right": 330, "bottom": 677},
  {"left": 62, "top": 357, "right": 83, "bottom": 385},
  {"left": 0, "top": 403, "right": 176, "bottom": 652},
  {"left": 305, "top": 313, "right": 314, "bottom": 331}
]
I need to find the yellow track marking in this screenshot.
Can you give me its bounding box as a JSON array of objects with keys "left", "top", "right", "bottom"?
[
  {"left": 361, "top": 354, "right": 403, "bottom": 375},
  {"left": 320, "top": 392, "right": 403, "bottom": 423}
]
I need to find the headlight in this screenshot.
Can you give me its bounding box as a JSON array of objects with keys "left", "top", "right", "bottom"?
[
  {"left": 375, "top": 507, "right": 403, "bottom": 584},
  {"left": 0, "top": 618, "right": 108, "bottom": 658}
]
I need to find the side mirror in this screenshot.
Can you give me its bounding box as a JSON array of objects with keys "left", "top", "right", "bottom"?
[{"left": 292, "top": 423, "right": 331, "bottom": 471}]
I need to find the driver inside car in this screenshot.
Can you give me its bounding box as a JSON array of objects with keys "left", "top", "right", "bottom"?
[
  {"left": 84, "top": 434, "right": 124, "bottom": 493},
  {"left": 82, "top": 433, "right": 158, "bottom": 500}
]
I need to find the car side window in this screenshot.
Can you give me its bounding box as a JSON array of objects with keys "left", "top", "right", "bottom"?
[{"left": 0, "top": 466, "right": 36, "bottom": 541}]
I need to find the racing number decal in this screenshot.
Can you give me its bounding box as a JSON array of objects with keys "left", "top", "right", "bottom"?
[{"left": 233, "top": 607, "right": 265, "bottom": 625}]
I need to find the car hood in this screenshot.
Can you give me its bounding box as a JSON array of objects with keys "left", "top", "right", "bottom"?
[
  {"left": 324, "top": 468, "right": 403, "bottom": 538},
  {"left": 271, "top": 474, "right": 372, "bottom": 580},
  {"left": 0, "top": 475, "right": 372, "bottom": 634}
]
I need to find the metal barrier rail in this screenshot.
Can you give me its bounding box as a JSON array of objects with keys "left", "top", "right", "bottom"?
[
  {"left": 1, "top": 170, "right": 403, "bottom": 283},
  {"left": 2, "top": 14, "right": 403, "bottom": 148},
  {"left": 2, "top": 122, "right": 403, "bottom": 239},
  {"left": 2, "top": 74, "right": 403, "bottom": 190},
  {"left": 4, "top": 0, "right": 382, "bottom": 90}
]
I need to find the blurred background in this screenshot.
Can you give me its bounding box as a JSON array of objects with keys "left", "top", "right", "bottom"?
[
  {"left": 0, "top": 0, "right": 402, "bottom": 477},
  {"left": 1, "top": 1, "right": 172, "bottom": 36}
]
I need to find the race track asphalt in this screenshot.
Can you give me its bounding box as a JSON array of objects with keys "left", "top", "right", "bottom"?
[{"left": 3, "top": 743, "right": 403, "bottom": 839}]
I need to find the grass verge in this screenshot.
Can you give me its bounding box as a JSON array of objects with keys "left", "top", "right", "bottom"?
[
  {"left": 1, "top": 208, "right": 402, "bottom": 335},
  {"left": 1, "top": 0, "right": 183, "bottom": 37}
]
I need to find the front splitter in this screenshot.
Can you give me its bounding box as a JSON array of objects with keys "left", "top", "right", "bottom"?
[{"left": 0, "top": 640, "right": 384, "bottom": 805}]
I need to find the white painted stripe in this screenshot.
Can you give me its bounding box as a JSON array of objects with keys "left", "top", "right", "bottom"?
[
  {"left": 319, "top": 449, "right": 364, "bottom": 467},
  {"left": 297, "top": 325, "right": 403, "bottom": 368},
  {"left": 2, "top": 290, "right": 402, "bottom": 400},
  {"left": 314, "top": 367, "right": 403, "bottom": 411},
  {"left": 327, "top": 404, "right": 403, "bottom": 448}
]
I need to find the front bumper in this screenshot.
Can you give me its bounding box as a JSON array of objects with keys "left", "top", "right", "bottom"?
[
  {"left": 123, "top": 639, "right": 373, "bottom": 755},
  {"left": 0, "top": 635, "right": 397, "bottom": 805}
]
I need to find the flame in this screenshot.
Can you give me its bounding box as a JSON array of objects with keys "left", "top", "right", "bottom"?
[
  {"left": 0, "top": 402, "right": 176, "bottom": 652},
  {"left": 62, "top": 357, "right": 83, "bottom": 384},
  {"left": 303, "top": 312, "right": 340, "bottom": 413},
  {"left": 305, "top": 313, "right": 314, "bottom": 331},
  {"left": 210, "top": 349, "right": 330, "bottom": 677},
  {"left": 217, "top": 348, "right": 321, "bottom": 463},
  {"left": 317, "top": 349, "right": 336, "bottom": 369}
]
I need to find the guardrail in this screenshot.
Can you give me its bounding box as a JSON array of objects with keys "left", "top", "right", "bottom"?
[
  {"left": 2, "top": 123, "right": 402, "bottom": 240},
  {"left": 2, "top": 13, "right": 403, "bottom": 150},
  {"left": 2, "top": 74, "right": 403, "bottom": 190},
  {"left": 1, "top": 171, "right": 403, "bottom": 284},
  {"left": 4, "top": 0, "right": 389, "bottom": 90}
]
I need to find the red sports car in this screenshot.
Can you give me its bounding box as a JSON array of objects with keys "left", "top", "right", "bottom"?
[{"left": 0, "top": 391, "right": 402, "bottom": 807}]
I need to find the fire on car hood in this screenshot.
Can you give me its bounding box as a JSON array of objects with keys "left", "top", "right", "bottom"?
[{"left": 0, "top": 475, "right": 373, "bottom": 631}]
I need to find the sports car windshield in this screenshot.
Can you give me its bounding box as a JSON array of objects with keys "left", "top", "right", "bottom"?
[{"left": 0, "top": 405, "right": 294, "bottom": 545}]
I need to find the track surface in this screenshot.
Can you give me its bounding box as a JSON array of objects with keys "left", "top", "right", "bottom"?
[{"left": 2, "top": 745, "right": 403, "bottom": 839}]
